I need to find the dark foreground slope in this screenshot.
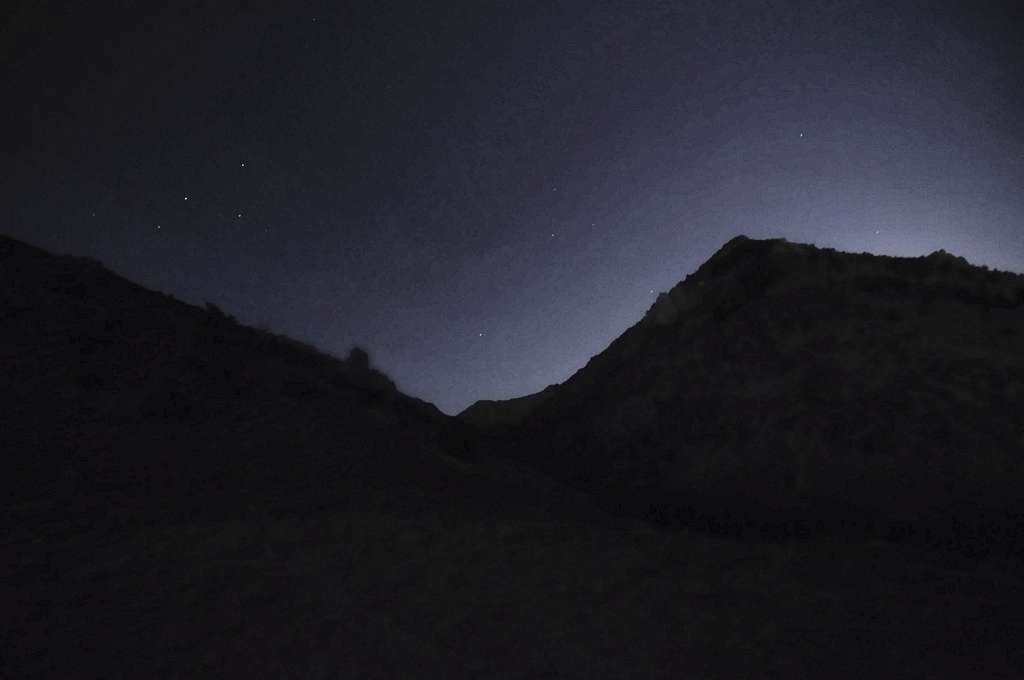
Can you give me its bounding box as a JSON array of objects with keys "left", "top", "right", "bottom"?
[
  {"left": 466, "top": 237, "right": 1024, "bottom": 552},
  {"left": 4, "top": 234, "right": 1024, "bottom": 678}
]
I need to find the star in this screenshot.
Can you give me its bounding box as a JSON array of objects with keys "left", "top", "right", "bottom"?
[
  {"left": 240, "top": 162, "right": 246, "bottom": 168},
  {"left": 237, "top": 213, "right": 243, "bottom": 218},
  {"left": 184, "top": 195, "right": 189, "bottom": 201}
]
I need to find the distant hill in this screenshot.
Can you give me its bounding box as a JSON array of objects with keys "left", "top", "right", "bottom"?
[
  {"left": 458, "top": 384, "right": 558, "bottom": 428},
  {"left": 473, "top": 236, "right": 1024, "bottom": 552}
]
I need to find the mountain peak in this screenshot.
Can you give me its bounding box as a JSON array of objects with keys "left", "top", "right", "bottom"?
[
  {"left": 642, "top": 236, "right": 1023, "bottom": 328},
  {"left": 491, "top": 234, "right": 1024, "bottom": 550},
  {"left": 643, "top": 235, "right": 800, "bottom": 326}
]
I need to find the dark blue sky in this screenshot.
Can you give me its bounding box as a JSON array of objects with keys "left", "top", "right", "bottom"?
[{"left": 3, "top": 0, "right": 1023, "bottom": 413}]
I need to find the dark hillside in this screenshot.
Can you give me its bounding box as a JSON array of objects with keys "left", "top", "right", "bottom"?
[
  {"left": 4, "top": 234, "right": 1023, "bottom": 678},
  {"left": 0, "top": 234, "right": 464, "bottom": 521},
  {"left": 487, "top": 237, "right": 1024, "bottom": 553}
]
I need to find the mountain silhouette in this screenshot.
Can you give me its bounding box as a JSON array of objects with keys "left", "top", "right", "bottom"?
[
  {"left": 462, "top": 236, "right": 1024, "bottom": 552},
  {"left": 0, "top": 234, "right": 460, "bottom": 520},
  {"left": 4, "top": 233, "right": 1023, "bottom": 678}
]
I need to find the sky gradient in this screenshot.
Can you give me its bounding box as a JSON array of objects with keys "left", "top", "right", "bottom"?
[{"left": 3, "top": 0, "right": 1023, "bottom": 413}]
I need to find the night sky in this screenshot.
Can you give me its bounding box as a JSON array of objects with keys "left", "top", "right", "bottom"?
[{"left": 3, "top": 1, "right": 1023, "bottom": 413}]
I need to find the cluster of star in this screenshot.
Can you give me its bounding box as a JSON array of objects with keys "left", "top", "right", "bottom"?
[{"left": 134, "top": 161, "right": 260, "bottom": 234}]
